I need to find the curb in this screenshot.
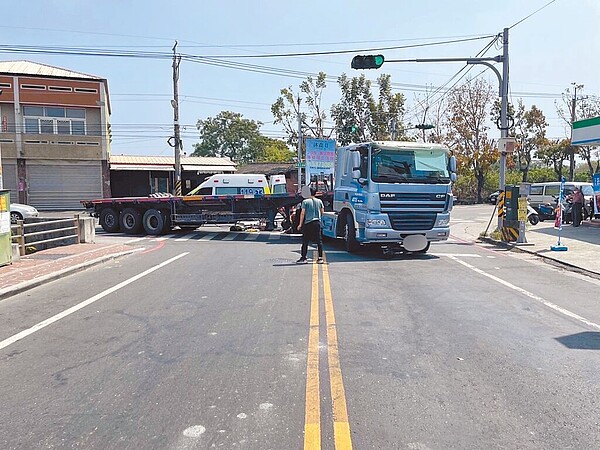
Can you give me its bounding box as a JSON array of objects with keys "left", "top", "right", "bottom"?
[
  {"left": 479, "top": 236, "right": 600, "bottom": 280},
  {"left": 0, "top": 248, "right": 143, "bottom": 301}
]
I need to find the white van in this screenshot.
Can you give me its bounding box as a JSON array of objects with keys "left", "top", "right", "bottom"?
[
  {"left": 187, "top": 174, "right": 286, "bottom": 196},
  {"left": 529, "top": 181, "right": 594, "bottom": 216}
]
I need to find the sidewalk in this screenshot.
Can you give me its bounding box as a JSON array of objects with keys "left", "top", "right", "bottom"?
[
  {"left": 480, "top": 219, "right": 600, "bottom": 278},
  {"left": 0, "top": 243, "right": 139, "bottom": 300}
]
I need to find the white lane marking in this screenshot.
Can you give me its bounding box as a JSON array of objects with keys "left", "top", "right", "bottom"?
[
  {"left": 0, "top": 252, "right": 189, "bottom": 351},
  {"left": 124, "top": 236, "right": 147, "bottom": 244},
  {"left": 237, "top": 413, "right": 247, "bottom": 419},
  {"left": 197, "top": 234, "right": 216, "bottom": 241},
  {"left": 222, "top": 234, "right": 237, "bottom": 241},
  {"left": 268, "top": 233, "right": 280, "bottom": 240},
  {"left": 174, "top": 233, "right": 194, "bottom": 242},
  {"left": 430, "top": 253, "right": 482, "bottom": 258},
  {"left": 447, "top": 255, "right": 600, "bottom": 331},
  {"left": 246, "top": 233, "right": 260, "bottom": 240}
]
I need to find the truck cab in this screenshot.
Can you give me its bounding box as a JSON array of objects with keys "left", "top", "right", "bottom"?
[{"left": 321, "top": 141, "right": 457, "bottom": 254}]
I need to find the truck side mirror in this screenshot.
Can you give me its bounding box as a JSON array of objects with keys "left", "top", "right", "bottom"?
[
  {"left": 352, "top": 169, "right": 361, "bottom": 180},
  {"left": 449, "top": 155, "right": 457, "bottom": 173},
  {"left": 450, "top": 173, "right": 457, "bottom": 182}
]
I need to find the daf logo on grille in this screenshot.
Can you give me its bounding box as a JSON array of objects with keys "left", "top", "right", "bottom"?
[{"left": 380, "top": 193, "right": 395, "bottom": 198}]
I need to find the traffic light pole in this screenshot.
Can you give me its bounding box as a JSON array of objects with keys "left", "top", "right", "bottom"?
[{"left": 384, "top": 28, "right": 510, "bottom": 229}]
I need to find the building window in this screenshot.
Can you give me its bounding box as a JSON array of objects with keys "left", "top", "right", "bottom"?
[
  {"left": 0, "top": 83, "right": 11, "bottom": 89},
  {"left": 74, "top": 87, "right": 97, "bottom": 94},
  {"left": 21, "top": 84, "right": 46, "bottom": 90},
  {"left": 22, "top": 106, "right": 87, "bottom": 135},
  {"left": 48, "top": 86, "right": 72, "bottom": 92}
]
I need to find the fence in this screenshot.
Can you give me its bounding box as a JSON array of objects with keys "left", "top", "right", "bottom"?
[{"left": 10, "top": 217, "right": 81, "bottom": 256}]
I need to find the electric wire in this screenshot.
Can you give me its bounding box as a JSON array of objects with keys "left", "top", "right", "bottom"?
[{"left": 509, "top": 0, "right": 558, "bottom": 29}]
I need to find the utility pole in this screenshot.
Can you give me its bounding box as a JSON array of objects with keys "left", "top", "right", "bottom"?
[
  {"left": 498, "top": 27, "right": 510, "bottom": 230},
  {"left": 421, "top": 106, "right": 430, "bottom": 142},
  {"left": 296, "top": 96, "right": 303, "bottom": 190},
  {"left": 569, "top": 82, "right": 583, "bottom": 182},
  {"left": 172, "top": 42, "right": 182, "bottom": 196}
]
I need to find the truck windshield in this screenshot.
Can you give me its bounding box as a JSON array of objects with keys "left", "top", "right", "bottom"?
[{"left": 371, "top": 148, "right": 450, "bottom": 184}]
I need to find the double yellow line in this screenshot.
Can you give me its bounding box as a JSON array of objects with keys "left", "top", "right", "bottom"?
[{"left": 304, "top": 252, "right": 353, "bottom": 450}]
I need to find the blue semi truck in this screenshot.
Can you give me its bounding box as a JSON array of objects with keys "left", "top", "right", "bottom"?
[{"left": 320, "top": 141, "right": 457, "bottom": 255}]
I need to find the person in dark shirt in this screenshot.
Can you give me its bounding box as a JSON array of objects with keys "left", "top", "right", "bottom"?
[{"left": 296, "top": 186, "right": 325, "bottom": 264}]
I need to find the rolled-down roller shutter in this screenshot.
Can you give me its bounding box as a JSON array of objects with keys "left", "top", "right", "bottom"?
[
  {"left": 28, "top": 161, "right": 103, "bottom": 210},
  {"left": 1, "top": 161, "right": 18, "bottom": 203}
]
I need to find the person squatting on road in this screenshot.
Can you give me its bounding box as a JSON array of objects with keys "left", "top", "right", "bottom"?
[
  {"left": 296, "top": 186, "right": 325, "bottom": 264},
  {"left": 571, "top": 186, "right": 584, "bottom": 227}
]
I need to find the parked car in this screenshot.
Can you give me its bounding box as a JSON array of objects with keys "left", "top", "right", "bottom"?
[
  {"left": 10, "top": 203, "right": 39, "bottom": 224},
  {"left": 487, "top": 191, "right": 500, "bottom": 204}
]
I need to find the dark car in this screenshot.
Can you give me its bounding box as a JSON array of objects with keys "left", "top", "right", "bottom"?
[{"left": 486, "top": 191, "right": 500, "bottom": 204}]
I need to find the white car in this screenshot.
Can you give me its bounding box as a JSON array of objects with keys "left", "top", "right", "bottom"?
[{"left": 10, "top": 203, "right": 39, "bottom": 224}]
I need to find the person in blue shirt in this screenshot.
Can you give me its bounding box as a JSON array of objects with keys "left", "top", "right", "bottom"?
[{"left": 296, "top": 186, "right": 325, "bottom": 264}]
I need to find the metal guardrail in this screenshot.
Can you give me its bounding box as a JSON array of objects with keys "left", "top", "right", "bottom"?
[{"left": 10, "top": 217, "right": 81, "bottom": 256}]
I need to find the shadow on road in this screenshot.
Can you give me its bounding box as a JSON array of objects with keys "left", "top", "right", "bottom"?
[{"left": 555, "top": 332, "right": 600, "bottom": 350}]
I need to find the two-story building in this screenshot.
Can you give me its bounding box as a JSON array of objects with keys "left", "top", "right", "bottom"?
[{"left": 0, "top": 60, "right": 110, "bottom": 209}]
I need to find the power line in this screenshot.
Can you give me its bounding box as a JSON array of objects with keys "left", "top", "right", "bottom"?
[{"left": 510, "top": 0, "right": 559, "bottom": 29}]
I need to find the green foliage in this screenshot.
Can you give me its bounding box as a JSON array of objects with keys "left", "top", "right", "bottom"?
[
  {"left": 254, "top": 137, "right": 295, "bottom": 163},
  {"left": 331, "top": 73, "right": 406, "bottom": 145},
  {"left": 194, "top": 111, "right": 263, "bottom": 164}
]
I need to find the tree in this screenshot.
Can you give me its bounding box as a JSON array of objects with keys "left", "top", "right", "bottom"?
[
  {"left": 536, "top": 139, "right": 570, "bottom": 180},
  {"left": 193, "top": 111, "right": 263, "bottom": 164},
  {"left": 271, "top": 72, "right": 331, "bottom": 146},
  {"left": 254, "top": 137, "right": 295, "bottom": 163},
  {"left": 445, "top": 78, "right": 498, "bottom": 203},
  {"left": 331, "top": 73, "right": 406, "bottom": 146},
  {"left": 556, "top": 87, "right": 600, "bottom": 179},
  {"left": 512, "top": 101, "right": 549, "bottom": 182}
]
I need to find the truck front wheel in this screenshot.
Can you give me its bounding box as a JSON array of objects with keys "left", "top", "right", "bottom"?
[
  {"left": 343, "top": 214, "right": 360, "bottom": 253},
  {"left": 99, "top": 207, "right": 120, "bottom": 233},
  {"left": 120, "top": 208, "right": 143, "bottom": 234}
]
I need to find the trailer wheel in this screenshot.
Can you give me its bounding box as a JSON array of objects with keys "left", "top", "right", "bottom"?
[
  {"left": 99, "top": 207, "right": 120, "bottom": 233},
  {"left": 142, "top": 209, "right": 166, "bottom": 235},
  {"left": 343, "top": 213, "right": 360, "bottom": 253},
  {"left": 120, "top": 207, "right": 143, "bottom": 234}
]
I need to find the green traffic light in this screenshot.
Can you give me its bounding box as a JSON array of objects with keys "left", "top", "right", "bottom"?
[{"left": 351, "top": 54, "right": 385, "bottom": 70}]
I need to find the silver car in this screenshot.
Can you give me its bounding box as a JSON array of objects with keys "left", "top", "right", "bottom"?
[{"left": 10, "top": 203, "right": 39, "bottom": 224}]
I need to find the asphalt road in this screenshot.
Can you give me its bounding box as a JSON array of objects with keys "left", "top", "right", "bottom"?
[{"left": 2, "top": 213, "right": 600, "bottom": 449}]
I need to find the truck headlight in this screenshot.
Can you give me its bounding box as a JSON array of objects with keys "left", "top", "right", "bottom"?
[
  {"left": 436, "top": 216, "right": 450, "bottom": 226},
  {"left": 366, "top": 218, "right": 387, "bottom": 228}
]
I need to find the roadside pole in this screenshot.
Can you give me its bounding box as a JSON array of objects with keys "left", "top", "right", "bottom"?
[
  {"left": 296, "top": 95, "right": 303, "bottom": 191},
  {"left": 498, "top": 27, "right": 510, "bottom": 231},
  {"left": 172, "top": 42, "right": 182, "bottom": 196}
]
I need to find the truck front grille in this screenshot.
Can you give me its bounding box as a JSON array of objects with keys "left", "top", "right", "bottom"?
[{"left": 387, "top": 213, "right": 437, "bottom": 231}]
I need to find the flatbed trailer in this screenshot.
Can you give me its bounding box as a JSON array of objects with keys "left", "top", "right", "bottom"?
[{"left": 82, "top": 192, "right": 304, "bottom": 235}]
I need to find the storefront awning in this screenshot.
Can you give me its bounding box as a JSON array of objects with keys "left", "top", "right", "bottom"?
[
  {"left": 182, "top": 165, "right": 237, "bottom": 173},
  {"left": 111, "top": 164, "right": 175, "bottom": 171}
]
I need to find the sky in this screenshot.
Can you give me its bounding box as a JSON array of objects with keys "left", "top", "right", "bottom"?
[{"left": 1, "top": 0, "right": 599, "bottom": 157}]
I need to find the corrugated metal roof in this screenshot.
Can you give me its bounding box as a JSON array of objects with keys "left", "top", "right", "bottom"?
[
  {"left": 110, "top": 154, "right": 236, "bottom": 167},
  {"left": 0, "top": 60, "right": 104, "bottom": 80}
]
